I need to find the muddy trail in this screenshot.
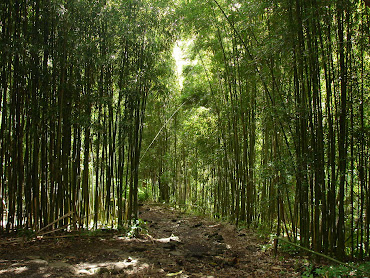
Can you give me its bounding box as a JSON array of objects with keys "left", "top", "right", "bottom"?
[{"left": 0, "top": 204, "right": 303, "bottom": 277}]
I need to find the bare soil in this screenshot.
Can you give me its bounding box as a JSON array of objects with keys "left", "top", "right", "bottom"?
[{"left": 0, "top": 204, "right": 303, "bottom": 277}]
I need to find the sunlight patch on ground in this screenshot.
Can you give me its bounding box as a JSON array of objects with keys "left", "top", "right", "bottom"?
[
  {"left": 156, "top": 235, "right": 181, "bottom": 243},
  {"left": 74, "top": 257, "right": 147, "bottom": 276},
  {"left": 0, "top": 256, "right": 151, "bottom": 277},
  {"left": 208, "top": 224, "right": 222, "bottom": 228},
  {"left": 0, "top": 265, "right": 28, "bottom": 275}
]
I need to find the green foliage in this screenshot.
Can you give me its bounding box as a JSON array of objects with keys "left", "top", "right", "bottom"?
[
  {"left": 314, "top": 265, "right": 351, "bottom": 278},
  {"left": 278, "top": 240, "right": 300, "bottom": 255},
  {"left": 301, "top": 264, "right": 315, "bottom": 278},
  {"left": 302, "top": 262, "right": 370, "bottom": 278},
  {"left": 181, "top": 64, "right": 211, "bottom": 107},
  {"left": 126, "top": 219, "right": 148, "bottom": 238},
  {"left": 79, "top": 228, "right": 111, "bottom": 237},
  {"left": 302, "top": 264, "right": 350, "bottom": 278},
  {"left": 255, "top": 224, "right": 274, "bottom": 240},
  {"left": 17, "top": 229, "right": 35, "bottom": 240},
  {"left": 138, "top": 188, "right": 150, "bottom": 203}
]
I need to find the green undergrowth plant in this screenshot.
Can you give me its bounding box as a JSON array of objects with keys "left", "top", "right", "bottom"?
[
  {"left": 276, "top": 237, "right": 370, "bottom": 277},
  {"left": 79, "top": 228, "right": 114, "bottom": 237},
  {"left": 256, "top": 225, "right": 274, "bottom": 241},
  {"left": 17, "top": 228, "right": 35, "bottom": 240},
  {"left": 126, "top": 219, "right": 148, "bottom": 238},
  {"left": 278, "top": 240, "right": 300, "bottom": 255},
  {"left": 302, "top": 261, "right": 370, "bottom": 278},
  {"left": 138, "top": 188, "right": 150, "bottom": 203}
]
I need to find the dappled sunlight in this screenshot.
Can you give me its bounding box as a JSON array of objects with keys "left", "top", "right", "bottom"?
[
  {"left": 0, "top": 204, "right": 305, "bottom": 277},
  {"left": 74, "top": 257, "right": 147, "bottom": 276},
  {"left": 0, "top": 265, "right": 28, "bottom": 275},
  {"left": 0, "top": 250, "right": 154, "bottom": 277},
  {"left": 113, "top": 233, "right": 182, "bottom": 244},
  {"left": 0, "top": 257, "right": 151, "bottom": 277},
  {"left": 172, "top": 39, "right": 195, "bottom": 89}
]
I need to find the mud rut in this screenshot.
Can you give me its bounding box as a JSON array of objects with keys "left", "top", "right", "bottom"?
[{"left": 0, "top": 204, "right": 302, "bottom": 277}]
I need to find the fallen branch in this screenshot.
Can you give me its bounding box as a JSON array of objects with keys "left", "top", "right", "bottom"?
[
  {"left": 276, "top": 237, "right": 370, "bottom": 276},
  {"left": 37, "top": 224, "right": 71, "bottom": 237},
  {"left": 39, "top": 232, "right": 118, "bottom": 240},
  {"left": 36, "top": 211, "right": 74, "bottom": 235}
]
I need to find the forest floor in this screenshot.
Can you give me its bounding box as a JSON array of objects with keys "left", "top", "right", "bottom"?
[{"left": 0, "top": 204, "right": 304, "bottom": 277}]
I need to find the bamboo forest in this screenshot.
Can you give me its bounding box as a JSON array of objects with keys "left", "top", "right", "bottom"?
[{"left": 1, "top": 0, "right": 370, "bottom": 277}]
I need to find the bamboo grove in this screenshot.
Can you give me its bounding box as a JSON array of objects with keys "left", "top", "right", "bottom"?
[
  {"left": 0, "top": 0, "right": 175, "bottom": 232},
  {"left": 140, "top": 0, "right": 370, "bottom": 260},
  {"left": 1, "top": 0, "right": 370, "bottom": 262}
]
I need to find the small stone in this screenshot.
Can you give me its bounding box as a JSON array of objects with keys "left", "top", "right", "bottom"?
[
  {"left": 29, "top": 259, "right": 48, "bottom": 265},
  {"left": 113, "top": 262, "right": 126, "bottom": 272}
]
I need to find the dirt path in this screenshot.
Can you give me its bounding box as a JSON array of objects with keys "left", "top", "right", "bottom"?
[{"left": 0, "top": 204, "right": 302, "bottom": 277}]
